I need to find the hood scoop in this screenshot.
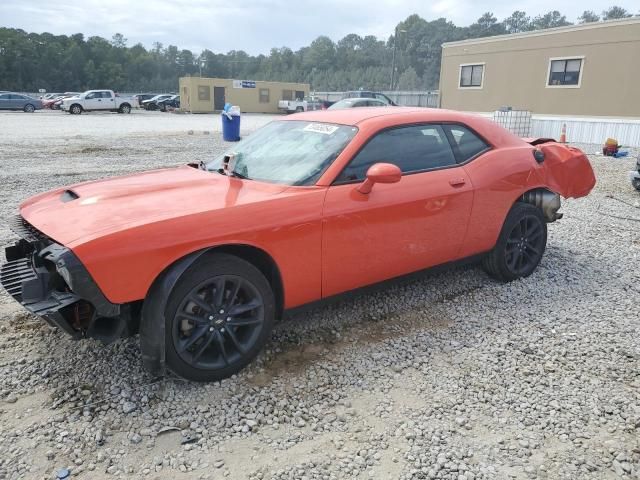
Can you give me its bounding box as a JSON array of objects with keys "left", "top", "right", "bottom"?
[{"left": 60, "top": 189, "right": 80, "bottom": 203}]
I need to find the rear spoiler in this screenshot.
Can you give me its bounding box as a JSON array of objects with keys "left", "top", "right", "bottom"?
[{"left": 523, "top": 137, "right": 556, "bottom": 146}]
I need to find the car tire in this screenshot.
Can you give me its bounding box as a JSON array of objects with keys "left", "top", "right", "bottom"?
[
  {"left": 119, "top": 104, "right": 131, "bottom": 114},
  {"left": 69, "top": 104, "right": 82, "bottom": 115},
  {"left": 632, "top": 178, "right": 640, "bottom": 192},
  {"left": 23, "top": 104, "right": 35, "bottom": 113},
  {"left": 296, "top": 107, "right": 304, "bottom": 113},
  {"left": 482, "top": 202, "right": 547, "bottom": 282},
  {"left": 164, "top": 253, "right": 275, "bottom": 382}
]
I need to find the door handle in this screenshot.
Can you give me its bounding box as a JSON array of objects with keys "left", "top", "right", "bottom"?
[{"left": 449, "top": 178, "right": 466, "bottom": 187}]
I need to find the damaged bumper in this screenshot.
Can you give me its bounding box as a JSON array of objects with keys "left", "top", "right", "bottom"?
[{"left": 0, "top": 215, "right": 128, "bottom": 342}]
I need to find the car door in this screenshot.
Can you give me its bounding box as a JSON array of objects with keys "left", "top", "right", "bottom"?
[
  {"left": 10, "top": 94, "right": 25, "bottom": 109},
  {"left": 321, "top": 124, "right": 474, "bottom": 298},
  {"left": 100, "top": 91, "right": 115, "bottom": 109},
  {"left": 83, "top": 91, "right": 101, "bottom": 110},
  {"left": 0, "top": 93, "right": 12, "bottom": 109}
]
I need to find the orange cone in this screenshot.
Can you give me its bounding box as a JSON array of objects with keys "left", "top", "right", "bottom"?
[{"left": 559, "top": 123, "right": 567, "bottom": 143}]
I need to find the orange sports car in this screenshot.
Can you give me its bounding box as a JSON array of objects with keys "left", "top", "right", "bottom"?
[{"left": 1, "top": 108, "right": 595, "bottom": 381}]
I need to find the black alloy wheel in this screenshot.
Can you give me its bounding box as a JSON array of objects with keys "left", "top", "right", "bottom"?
[
  {"left": 164, "top": 253, "right": 275, "bottom": 381},
  {"left": 482, "top": 202, "right": 547, "bottom": 282},
  {"left": 504, "top": 215, "right": 545, "bottom": 276}
]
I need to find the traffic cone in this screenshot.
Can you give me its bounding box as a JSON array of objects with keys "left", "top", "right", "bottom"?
[{"left": 559, "top": 123, "right": 567, "bottom": 143}]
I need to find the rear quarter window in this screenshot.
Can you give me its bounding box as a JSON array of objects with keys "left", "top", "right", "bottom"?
[{"left": 443, "top": 125, "right": 490, "bottom": 163}]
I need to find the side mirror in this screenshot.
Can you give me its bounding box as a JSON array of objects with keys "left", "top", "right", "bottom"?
[{"left": 357, "top": 163, "right": 402, "bottom": 194}]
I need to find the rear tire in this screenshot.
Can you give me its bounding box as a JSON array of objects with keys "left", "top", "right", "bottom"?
[
  {"left": 482, "top": 203, "right": 547, "bottom": 282},
  {"left": 296, "top": 106, "right": 304, "bottom": 113},
  {"left": 164, "top": 253, "right": 275, "bottom": 382},
  {"left": 632, "top": 178, "right": 640, "bottom": 192},
  {"left": 119, "top": 103, "right": 131, "bottom": 114},
  {"left": 23, "top": 104, "right": 35, "bottom": 113}
]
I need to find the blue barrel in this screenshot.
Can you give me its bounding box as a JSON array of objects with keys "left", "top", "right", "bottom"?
[{"left": 221, "top": 113, "right": 241, "bottom": 141}]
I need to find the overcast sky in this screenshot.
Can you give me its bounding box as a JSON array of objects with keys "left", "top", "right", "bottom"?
[{"left": 4, "top": 0, "right": 638, "bottom": 54}]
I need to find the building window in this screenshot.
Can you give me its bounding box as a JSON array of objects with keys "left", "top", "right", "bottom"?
[
  {"left": 548, "top": 58, "right": 583, "bottom": 87},
  {"left": 198, "top": 85, "right": 210, "bottom": 101},
  {"left": 259, "top": 88, "right": 270, "bottom": 103},
  {"left": 282, "top": 89, "right": 293, "bottom": 101},
  {"left": 459, "top": 64, "right": 484, "bottom": 88}
]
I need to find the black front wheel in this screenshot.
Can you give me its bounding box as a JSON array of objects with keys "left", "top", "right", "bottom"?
[
  {"left": 632, "top": 178, "right": 640, "bottom": 192},
  {"left": 482, "top": 203, "right": 547, "bottom": 282},
  {"left": 164, "top": 253, "right": 275, "bottom": 381}
]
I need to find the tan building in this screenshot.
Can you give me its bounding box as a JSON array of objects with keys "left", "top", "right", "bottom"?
[
  {"left": 179, "top": 77, "right": 309, "bottom": 113},
  {"left": 439, "top": 18, "right": 640, "bottom": 117}
]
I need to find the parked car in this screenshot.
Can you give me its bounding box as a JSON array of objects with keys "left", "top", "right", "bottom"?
[
  {"left": 133, "top": 93, "right": 159, "bottom": 108},
  {"left": 0, "top": 92, "right": 43, "bottom": 112},
  {"left": 629, "top": 156, "right": 640, "bottom": 191},
  {"left": 0, "top": 108, "right": 596, "bottom": 381},
  {"left": 278, "top": 96, "right": 325, "bottom": 113},
  {"left": 141, "top": 94, "right": 174, "bottom": 110},
  {"left": 157, "top": 95, "right": 180, "bottom": 112},
  {"left": 328, "top": 98, "right": 390, "bottom": 110},
  {"left": 41, "top": 93, "right": 61, "bottom": 100},
  {"left": 59, "top": 90, "right": 134, "bottom": 114},
  {"left": 343, "top": 90, "right": 397, "bottom": 105},
  {"left": 44, "top": 92, "right": 82, "bottom": 110}
]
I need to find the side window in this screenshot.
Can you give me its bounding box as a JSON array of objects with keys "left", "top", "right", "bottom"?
[
  {"left": 0, "top": 94, "right": 9, "bottom": 100},
  {"left": 336, "top": 125, "right": 456, "bottom": 183},
  {"left": 443, "top": 125, "right": 490, "bottom": 163},
  {"left": 102, "top": 91, "right": 112, "bottom": 98},
  {"left": 86, "top": 92, "right": 96, "bottom": 99}
]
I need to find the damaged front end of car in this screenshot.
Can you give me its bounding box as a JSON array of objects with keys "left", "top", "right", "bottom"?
[{"left": 0, "top": 215, "right": 139, "bottom": 342}]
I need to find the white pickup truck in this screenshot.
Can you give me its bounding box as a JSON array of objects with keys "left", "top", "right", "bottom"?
[
  {"left": 278, "top": 96, "right": 325, "bottom": 114},
  {"left": 60, "top": 90, "right": 136, "bottom": 114}
]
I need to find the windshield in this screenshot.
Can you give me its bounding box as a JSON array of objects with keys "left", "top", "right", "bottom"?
[{"left": 206, "top": 120, "right": 357, "bottom": 186}]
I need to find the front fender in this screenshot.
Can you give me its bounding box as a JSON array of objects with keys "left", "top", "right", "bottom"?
[{"left": 139, "top": 249, "right": 208, "bottom": 376}]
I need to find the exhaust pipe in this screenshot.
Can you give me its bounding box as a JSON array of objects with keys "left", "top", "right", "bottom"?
[{"left": 522, "top": 189, "right": 563, "bottom": 222}]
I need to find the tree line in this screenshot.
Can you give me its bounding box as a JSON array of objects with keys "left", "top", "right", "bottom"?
[{"left": 0, "top": 6, "right": 635, "bottom": 94}]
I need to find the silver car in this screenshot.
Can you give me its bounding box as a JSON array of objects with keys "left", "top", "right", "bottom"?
[{"left": 0, "top": 93, "right": 43, "bottom": 112}]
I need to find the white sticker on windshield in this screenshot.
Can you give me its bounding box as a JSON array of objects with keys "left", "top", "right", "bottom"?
[{"left": 303, "top": 123, "right": 339, "bottom": 135}]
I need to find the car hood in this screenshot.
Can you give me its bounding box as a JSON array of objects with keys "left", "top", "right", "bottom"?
[{"left": 20, "top": 165, "right": 289, "bottom": 247}]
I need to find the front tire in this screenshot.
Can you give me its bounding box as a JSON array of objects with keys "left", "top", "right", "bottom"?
[
  {"left": 482, "top": 203, "right": 547, "bottom": 282},
  {"left": 632, "top": 178, "right": 640, "bottom": 192},
  {"left": 69, "top": 104, "right": 82, "bottom": 115},
  {"left": 164, "top": 253, "right": 275, "bottom": 382}
]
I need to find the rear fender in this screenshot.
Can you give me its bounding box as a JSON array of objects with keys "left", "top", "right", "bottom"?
[{"left": 538, "top": 143, "right": 596, "bottom": 198}]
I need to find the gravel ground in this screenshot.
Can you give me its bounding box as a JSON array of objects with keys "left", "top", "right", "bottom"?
[{"left": 0, "top": 110, "right": 638, "bottom": 480}]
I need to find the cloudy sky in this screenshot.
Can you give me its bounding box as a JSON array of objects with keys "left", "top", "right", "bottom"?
[{"left": 4, "top": 0, "right": 638, "bottom": 54}]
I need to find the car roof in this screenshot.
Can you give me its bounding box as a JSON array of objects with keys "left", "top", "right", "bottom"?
[{"left": 284, "top": 107, "right": 526, "bottom": 148}]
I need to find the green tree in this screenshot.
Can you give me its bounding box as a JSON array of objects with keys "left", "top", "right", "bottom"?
[
  {"left": 503, "top": 11, "right": 531, "bottom": 33},
  {"left": 578, "top": 10, "right": 600, "bottom": 23},
  {"left": 530, "top": 11, "right": 572, "bottom": 30},
  {"left": 396, "top": 67, "right": 420, "bottom": 90},
  {"left": 602, "top": 6, "right": 632, "bottom": 19},
  {"left": 467, "top": 13, "right": 507, "bottom": 37}
]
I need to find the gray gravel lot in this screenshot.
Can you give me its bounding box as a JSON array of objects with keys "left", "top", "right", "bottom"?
[{"left": 0, "top": 110, "right": 638, "bottom": 480}]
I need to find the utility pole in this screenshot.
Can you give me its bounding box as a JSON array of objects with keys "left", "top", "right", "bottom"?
[{"left": 389, "top": 27, "right": 406, "bottom": 90}]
